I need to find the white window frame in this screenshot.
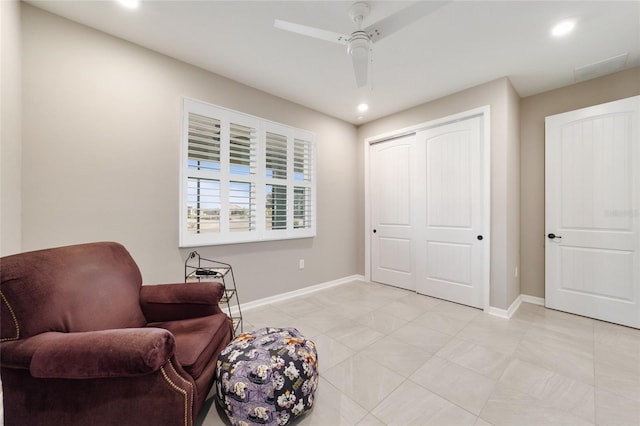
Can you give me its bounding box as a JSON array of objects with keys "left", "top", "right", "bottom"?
[{"left": 180, "top": 98, "right": 316, "bottom": 247}]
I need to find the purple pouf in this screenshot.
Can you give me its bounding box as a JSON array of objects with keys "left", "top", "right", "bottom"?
[{"left": 215, "top": 327, "right": 319, "bottom": 426}]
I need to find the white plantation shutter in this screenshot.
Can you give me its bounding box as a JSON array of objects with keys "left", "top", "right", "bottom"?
[
  {"left": 294, "top": 187, "right": 312, "bottom": 229},
  {"left": 266, "top": 132, "right": 288, "bottom": 179},
  {"left": 180, "top": 98, "right": 316, "bottom": 246},
  {"left": 265, "top": 131, "right": 288, "bottom": 230},
  {"left": 294, "top": 138, "right": 313, "bottom": 182},
  {"left": 229, "top": 181, "right": 256, "bottom": 232},
  {"left": 229, "top": 123, "right": 257, "bottom": 176},
  {"left": 186, "top": 177, "right": 220, "bottom": 233},
  {"left": 188, "top": 113, "right": 220, "bottom": 172},
  {"left": 228, "top": 121, "right": 257, "bottom": 233},
  {"left": 293, "top": 137, "right": 313, "bottom": 229}
]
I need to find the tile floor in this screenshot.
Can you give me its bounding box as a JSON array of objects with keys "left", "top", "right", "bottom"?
[{"left": 199, "top": 280, "right": 640, "bottom": 426}]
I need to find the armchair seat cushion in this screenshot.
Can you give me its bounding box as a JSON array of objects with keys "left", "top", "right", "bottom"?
[{"left": 150, "top": 313, "right": 231, "bottom": 379}]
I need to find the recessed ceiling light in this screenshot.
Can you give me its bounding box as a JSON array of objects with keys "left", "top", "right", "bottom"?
[
  {"left": 117, "top": 0, "right": 139, "bottom": 9},
  {"left": 551, "top": 19, "right": 575, "bottom": 37},
  {"left": 357, "top": 103, "right": 369, "bottom": 113}
]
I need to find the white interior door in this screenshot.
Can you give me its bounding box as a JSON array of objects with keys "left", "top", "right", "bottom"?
[
  {"left": 415, "top": 117, "right": 485, "bottom": 308},
  {"left": 370, "top": 134, "right": 416, "bottom": 291},
  {"left": 546, "top": 96, "right": 640, "bottom": 328}
]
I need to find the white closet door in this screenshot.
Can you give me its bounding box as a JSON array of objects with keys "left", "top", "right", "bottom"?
[
  {"left": 370, "top": 134, "right": 417, "bottom": 291},
  {"left": 415, "top": 116, "right": 485, "bottom": 308},
  {"left": 546, "top": 96, "right": 640, "bottom": 328}
]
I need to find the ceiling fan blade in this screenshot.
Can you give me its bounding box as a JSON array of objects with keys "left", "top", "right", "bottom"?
[
  {"left": 351, "top": 48, "right": 369, "bottom": 88},
  {"left": 274, "top": 19, "right": 349, "bottom": 45},
  {"left": 365, "top": 1, "right": 449, "bottom": 43}
]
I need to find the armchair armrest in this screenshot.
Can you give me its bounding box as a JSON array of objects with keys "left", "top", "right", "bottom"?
[
  {"left": 140, "top": 282, "right": 225, "bottom": 322},
  {"left": 1, "top": 328, "right": 174, "bottom": 379}
]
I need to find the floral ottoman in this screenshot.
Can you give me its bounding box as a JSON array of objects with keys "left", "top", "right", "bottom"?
[{"left": 215, "top": 327, "right": 319, "bottom": 426}]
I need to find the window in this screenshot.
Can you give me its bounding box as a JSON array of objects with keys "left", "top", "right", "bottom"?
[{"left": 180, "top": 98, "right": 315, "bottom": 246}]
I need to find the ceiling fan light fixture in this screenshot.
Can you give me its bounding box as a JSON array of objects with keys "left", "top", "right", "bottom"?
[{"left": 347, "top": 33, "right": 371, "bottom": 58}]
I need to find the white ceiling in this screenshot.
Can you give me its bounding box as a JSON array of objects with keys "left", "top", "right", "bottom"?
[{"left": 26, "top": 0, "right": 640, "bottom": 124}]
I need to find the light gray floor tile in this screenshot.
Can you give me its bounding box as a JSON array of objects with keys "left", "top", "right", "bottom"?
[
  {"left": 271, "top": 297, "right": 324, "bottom": 317},
  {"left": 455, "top": 315, "right": 530, "bottom": 356},
  {"left": 424, "top": 403, "right": 478, "bottom": 425},
  {"left": 380, "top": 299, "right": 431, "bottom": 321},
  {"left": 516, "top": 330, "right": 594, "bottom": 386},
  {"left": 311, "top": 333, "right": 355, "bottom": 372},
  {"left": 594, "top": 320, "right": 640, "bottom": 357},
  {"left": 323, "top": 353, "right": 405, "bottom": 411},
  {"left": 326, "top": 321, "right": 385, "bottom": 351},
  {"left": 395, "top": 292, "right": 443, "bottom": 311},
  {"left": 389, "top": 321, "right": 453, "bottom": 353},
  {"left": 297, "top": 377, "right": 368, "bottom": 426},
  {"left": 371, "top": 380, "right": 451, "bottom": 425},
  {"left": 367, "top": 283, "right": 414, "bottom": 301},
  {"left": 200, "top": 280, "right": 639, "bottom": 426},
  {"left": 241, "top": 305, "right": 297, "bottom": 330},
  {"left": 526, "top": 320, "right": 594, "bottom": 356},
  {"left": 326, "top": 300, "right": 379, "bottom": 319},
  {"left": 509, "top": 302, "right": 543, "bottom": 323},
  {"left": 431, "top": 300, "right": 482, "bottom": 322},
  {"left": 299, "top": 308, "right": 352, "bottom": 333},
  {"left": 354, "top": 310, "right": 409, "bottom": 335},
  {"left": 532, "top": 307, "right": 595, "bottom": 343},
  {"left": 410, "top": 356, "right": 496, "bottom": 415},
  {"left": 595, "top": 387, "right": 640, "bottom": 426},
  {"left": 411, "top": 311, "right": 473, "bottom": 336},
  {"left": 356, "top": 413, "right": 386, "bottom": 426},
  {"left": 436, "top": 337, "right": 511, "bottom": 380},
  {"left": 497, "top": 358, "right": 595, "bottom": 422},
  {"left": 200, "top": 401, "right": 230, "bottom": 426},
  {"left": 361, "top": 335, "right": 434, "bottom": 377},
  {"left": 480, "top": 385, "right": 594, "bottom": 426},
  {"left": 594, "top": 348, "right": 640, "bottom": 402}
]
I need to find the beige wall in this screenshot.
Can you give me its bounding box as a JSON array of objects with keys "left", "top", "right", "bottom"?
[
  {"left": 20, "top": 5, "right": 360, "bottom": 302},
  {"left": 506, "top": 81, "right": 521, "bottom": 305},
  {"left": 358, "top": 78, "right": 521, "bottom": 310},
  {"left": 520, "top": 67, "right": 640, "bottom": 299},
  {"left": 13, "top": 3, "right": 640, "bottom": 308},
  {"left": 1, "top": 0, "right": 22, "bottom": 256}
]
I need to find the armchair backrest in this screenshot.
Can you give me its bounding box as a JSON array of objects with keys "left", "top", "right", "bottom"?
[{"left": 1, "top": 242, "right": 147, "bottom": 341}]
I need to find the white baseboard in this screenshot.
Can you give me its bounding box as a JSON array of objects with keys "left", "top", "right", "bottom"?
[
  {"left": 487, "top": 295, "right": 522, "bottom": 319},
  {"left": 521, "top": 294, "right": 545, "bottom": 306},
  {"left": 486, "top": 294, "right": 546, "bottom": 319},
  {"left": 229, "top": 274, "right": 365, "bottom": 315},
  {"left": 231, "top": 279, "right": 545, "bottom": 320}
]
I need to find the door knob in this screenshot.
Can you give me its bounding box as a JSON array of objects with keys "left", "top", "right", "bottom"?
[
  {"left": 373, "top": 229, "right": 377, "bottom": 234},
  {"left": 547, "top": 233, "right": 562, "bottom": 239},
  {"left": 477, "top": 235, "right": 483, "bottom": 240}
]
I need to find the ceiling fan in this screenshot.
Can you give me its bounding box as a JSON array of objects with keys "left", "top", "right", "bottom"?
[{"left": 274, "top": 1, "right": 448, "bottom": 88}]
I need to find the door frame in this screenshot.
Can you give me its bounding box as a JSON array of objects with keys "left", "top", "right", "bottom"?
[{"left": 364, "top": 106, "right": 491, "bottom": 312}]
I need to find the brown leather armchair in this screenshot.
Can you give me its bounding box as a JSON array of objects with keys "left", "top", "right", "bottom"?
[{"left": 0, "top": 242, "right": 233, "bottom": 426}]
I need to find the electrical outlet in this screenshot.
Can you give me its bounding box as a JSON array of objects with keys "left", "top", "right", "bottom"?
[{"left": 299, "top": 259, "right": 305, "bottom": 269}]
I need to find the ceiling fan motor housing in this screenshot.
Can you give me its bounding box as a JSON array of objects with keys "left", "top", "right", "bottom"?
[{"left": 347, "top": 31, "right": 371, "bottom": 58}]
